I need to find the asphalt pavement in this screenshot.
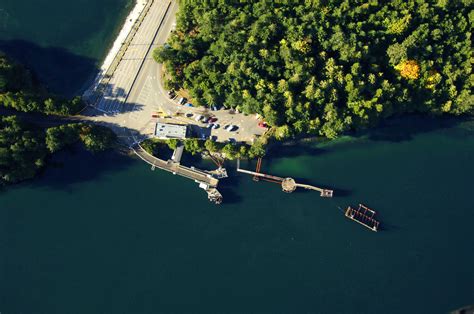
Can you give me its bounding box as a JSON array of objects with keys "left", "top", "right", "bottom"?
[{"left": 82, "top": 0, "right": 266, "bottom": 145}]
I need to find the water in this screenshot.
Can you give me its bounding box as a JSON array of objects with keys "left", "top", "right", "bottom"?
[
  {"left": 0, "top": 117, "right": 473, "bottom": 313},
  {"left": 0, "top": 1, "right": 473, "bottom": 312},
  {"left": 0, "top": 0, "right": 133, "bottom": 95}
]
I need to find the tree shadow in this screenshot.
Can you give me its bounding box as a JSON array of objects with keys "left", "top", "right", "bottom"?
[
  {"left": 177, "top": 153, "right": 200, "bottom": 166},
  {"left": 264, "top": 114, "right": 473, "bottom": 162},
  {"left": 0, "top": 121, "right": 146, "bottom": 194},
  {"left": 187, "top": 124, "right": 211, "bottom": 139},
  {"left": 266, "top": 141, "right": 329, "bottom": 159},
  {"left": 81, "top": 83, "right": 146, "bottom": 117},
  {"left": 0, "top": 144, "right": 136, "bottom": 196},
  {"left": 36, "top": 145, "right": 136, "bottom": 190},
  {"left": 0, "top": 39, "right": 99, "bottom": 97},
  {"left": 356, "top": 114, "right": 473, "bottom": 143},
  {"left": 218, "top": 166, "right": 244, "bottom": 205}
]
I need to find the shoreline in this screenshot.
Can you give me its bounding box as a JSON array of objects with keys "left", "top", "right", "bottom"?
[{"left": 83, "top": 0, "right": 148, "bottom": 98}]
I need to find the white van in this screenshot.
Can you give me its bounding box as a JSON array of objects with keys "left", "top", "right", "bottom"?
[{"left": 195, "top": 115, "right": 203, "bottom": 122}]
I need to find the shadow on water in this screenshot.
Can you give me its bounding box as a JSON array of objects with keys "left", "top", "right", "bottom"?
[
  {"left": 267, "top": 142, "right": 329, "bottom": 159},
  {"left": 329, "top": 186, "right": 352, "bottom": 197},
  {"left": 0, "top": 120, "right": 148, "bottom": 195},
  {"left": 357, "top": 114, "right": 474, "bottom": 142},
  {"left": 181, "top": 155, "right": 244, "bottom": 205},
  {"left": 378, "top": 222, "right": 402, "bottom": 232},
  {"left": 23, "top": 146, "right": 135, "bottom": 193},
  {"left": 219, "top": 167, "right": 244, "bottom": 205},
  {"left": 264, "top": 114, "right": 473, "bottom": 161},
  {"left": 0, "top": 39, "right": 98, "bottom": 96}
]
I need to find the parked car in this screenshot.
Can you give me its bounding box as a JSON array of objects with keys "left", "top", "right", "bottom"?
[
  {"left": 151, "top": 114, "right": 159, "bottom": 118},
  {"left": 185, "top": 103, "right": 193, "bottom": 107},
  {"left": 201, "top": 116, "right": 210, "bottom": 123},
  {"left": 194, "top": 115, "right": 203, "bottom": 122},
  {"left": 178, "top": 97, "right": 187, "bottom": 105},
  {"left": 167, "top": 90, "right": 175, "bottom": 99},
  {"left": 258, "top": 121, "right": 268, "bottom": 128},
  {"left": 186, "top": 113, "right": 194, "bottom": 118},
  {"left": 207, "top": 123, "right": 213, "bottom": 128},
  {"left": 224, "top": 125, "right": 237, "bottom": 132},
  {"left": 209, "top": 117, "right": 218, "bottom": 123},
  {"left": 211, "top": 123, "right": 220, "bottom": 130}
]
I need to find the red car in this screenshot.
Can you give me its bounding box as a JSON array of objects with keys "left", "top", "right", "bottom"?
[
  {"left": 258, "top": 121, "right": 268, "bottom": 128},
  {"left": 209, "top": 117, "right": 218, "bottom": 123}
]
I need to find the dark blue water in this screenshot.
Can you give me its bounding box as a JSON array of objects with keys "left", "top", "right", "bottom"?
[
  {"left": 0, "top": 0, "right": 133, "bottom": 95},
  {"left": 1, "top": 117, "right": 473, "bottom": 313}
]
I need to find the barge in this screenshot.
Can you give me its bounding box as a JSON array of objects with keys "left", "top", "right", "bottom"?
[{"left": 345, "top": 204, "right": 380, "bottom": 232}]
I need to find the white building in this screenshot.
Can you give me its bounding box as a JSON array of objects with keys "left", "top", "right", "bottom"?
[{"left": 154, "top": 123, "right": 188, "bottom": 139}]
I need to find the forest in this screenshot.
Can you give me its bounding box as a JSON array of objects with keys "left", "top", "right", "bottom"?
[
  {"left": 0, "top": 115, "right": 116, "bottom": 184},
  {"left": 154, "top": 0, "right": 473, "bottom": 139},
  {"left": 0, "top": 52, "right": 116, "bottom": 184}
]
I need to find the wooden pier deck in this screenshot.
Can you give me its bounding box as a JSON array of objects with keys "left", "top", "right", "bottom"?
[{"left": 236, "top": 159, "right": 333, "bottom": 197}]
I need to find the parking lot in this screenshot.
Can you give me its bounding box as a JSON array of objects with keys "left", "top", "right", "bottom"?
[
  {"left": 152, "top": 94, "right": 268, "bottom": 143},
  {"left": 81, "top": 0, "right": 266, "bottom": 146}
]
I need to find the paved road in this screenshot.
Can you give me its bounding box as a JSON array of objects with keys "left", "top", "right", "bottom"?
[{"left": 82, "top": 0, "right": 266, "bottom": 146}]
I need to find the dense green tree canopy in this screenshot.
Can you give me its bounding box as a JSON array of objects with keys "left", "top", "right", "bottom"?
[
  {"left": 0, "top": 116, "right": 47, "bottom": 183},
  {"left": 0, "top": 51, "right": 116, "bottom": 184},
  {"left": 155, "top": 0, "right": 473, "bottom": 138},
  {"left": 79, "top": 125, "right": 117, "bottom": 153},
  {"left": 0, "top": 117, "right": 116, "bottom": 184}
]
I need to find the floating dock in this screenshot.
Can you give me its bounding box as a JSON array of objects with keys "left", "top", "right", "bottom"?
[
  {"left": 344, "top": 204, "right": 380, "bottom": 232},
  {"left": 237, "top": 158, "right": 333, "bottom": 197}
]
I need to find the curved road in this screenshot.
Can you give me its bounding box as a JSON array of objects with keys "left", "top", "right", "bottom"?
[{"left": 81, "top": 0, "right": 265, "bottom": 146}]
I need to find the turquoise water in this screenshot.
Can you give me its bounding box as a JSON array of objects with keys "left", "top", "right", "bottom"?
[
  {"left": 1, "top": 117, "right": 473, "bottom": 313},
  {"left": 0, "top": 0, "right": 133, "bottom": 95}
]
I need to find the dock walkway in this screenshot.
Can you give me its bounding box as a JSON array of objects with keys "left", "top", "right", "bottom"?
[
  {"left": 132, "top": 143, "right": 222, "bottom": 203},
  {"left": 237, "top": 159, "right": 333, "bottom": 197}
]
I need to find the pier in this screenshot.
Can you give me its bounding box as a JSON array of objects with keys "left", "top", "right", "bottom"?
[
  {"left": 132, "top": 143, "right": 224, "bottom": 204},
  {"left": 237, "top": 159, "right": 333, "bottom": 197}
]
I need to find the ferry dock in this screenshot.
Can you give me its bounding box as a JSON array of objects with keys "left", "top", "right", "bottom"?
[{"left": 132, "top": 143, "right": 225, "bottom": 204}]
